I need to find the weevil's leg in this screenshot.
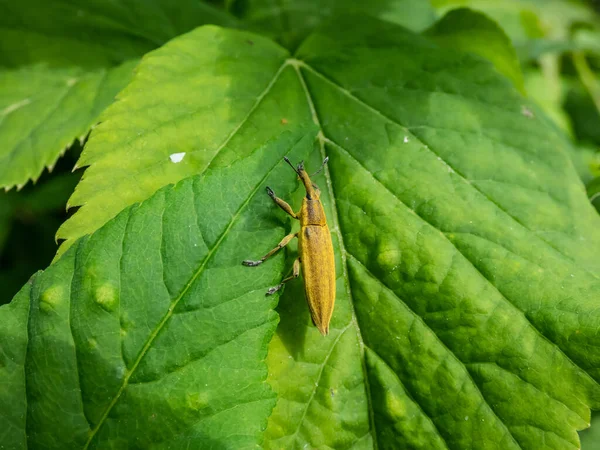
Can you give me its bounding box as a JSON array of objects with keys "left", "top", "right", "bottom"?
[
  {"left": 267, "top": 258, "right": 301, "bottom": 295},
  {"left": 266, "top": 187, "right": 299, "bottom": 219},
  {"left": 242, "top": 232, "right": 298, "bottom": 266}
]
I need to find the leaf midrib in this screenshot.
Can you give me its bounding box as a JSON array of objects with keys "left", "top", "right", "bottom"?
[{"left": 290, "top": 60, "right": 380, "bottom": 450}]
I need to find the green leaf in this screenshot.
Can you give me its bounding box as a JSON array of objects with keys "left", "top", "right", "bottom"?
[
  {"left": 431, "top": 0, "right": 600, "bottom": 60},
  {"left": 0, "top": 61, "right": 135, "bottom": 190},
  {"left": 0, "top": 280, "right": 30, "bottom": 449},
  {"left": 229, "top": 0, "right": 436, "bottom": 49},
  {"left": 0, "top": 1, "right": 237, "bottom": 68},
  {"left": 13, "top": 18, "right": 600, "bottom": 448},
  {"left": 0, "top": 0, "right": 237, "bottom": 190},
  {"left": 425, "top": 8, "right": 524, "bottom": 93},
  {"left": 1, "top": 128, "right": 314, "bottom": 448}
]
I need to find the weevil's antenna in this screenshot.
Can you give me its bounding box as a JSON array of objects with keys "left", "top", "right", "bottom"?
[
  {"left": 283, "top": 156, "right": 302, "bottom": 176},
  {"left": 311, "top": 156, "right": 329, "bottom": 177}
]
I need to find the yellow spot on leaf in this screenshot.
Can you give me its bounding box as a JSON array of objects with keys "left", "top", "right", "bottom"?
[
  {"left": 385, "top": 391, "right": 406, "bottom": 420},
  {"left": 95, "top": 285, "right": 118, "bottom": 313},
  {"left": 39, "top": 286, "right": 64, "bottom": 312}
]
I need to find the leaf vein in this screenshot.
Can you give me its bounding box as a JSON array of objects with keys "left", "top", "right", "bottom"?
[
  {"left": 276, "top": 324, "right": 352, "bottom": 444},
  {"left": 291, "top": 61, "right": 379, "bottom": 449}
]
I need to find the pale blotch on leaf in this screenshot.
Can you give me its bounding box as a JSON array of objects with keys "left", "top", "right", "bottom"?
[
  {"left": 87, "top": 338, "right": 98, "bottom": 350},
  {"left": 94, "top": 284, "right": 118, "bottom": 313},
  {"left": 186, "top": 392, "right": 210, "bottom": 411},
  {"left": 376, "top": 249, "right": 402, "bottom": 272},
  {"left": 169, "top": 152, "right": 186, "bottom": 163},
  {"left": 385, "top": 390, "right": 407, "bottom": 420},
  {"left": 521, "top": 105, "right": 534, "bottom": 118},
  {"left": 39, "top": 286, "right": 64, "bottom": 312}
]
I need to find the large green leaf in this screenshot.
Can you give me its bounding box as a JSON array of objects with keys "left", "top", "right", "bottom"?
[
  {"left": 7, "top": 17, "right": 600, "bottom": 449},
  {"left": 0, "top": 62, "right": 135, "bottom": 189}
]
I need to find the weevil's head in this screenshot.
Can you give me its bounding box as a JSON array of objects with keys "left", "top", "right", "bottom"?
[
  {"left": 284, "top": 156, "right": 325, "bottom": 200},
  {"left": 296, "top": 161, "right": 321, "bottom": 200}
]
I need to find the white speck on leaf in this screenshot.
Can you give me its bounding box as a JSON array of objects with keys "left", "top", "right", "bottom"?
[
  {"left": 521, "top": 105, "right": 534, "bottom": 118},
  {"left": 403, "top": 136, "right": 409, "bottom": 143},
  {"left": 169, "top": 152, "right": 186, "bottom": 163},
  {"left": 1, "top": 98, "right": 31, "bottom": 117},
  {"left": 66, "top": 77, "right": 78, "bottom": 87}
]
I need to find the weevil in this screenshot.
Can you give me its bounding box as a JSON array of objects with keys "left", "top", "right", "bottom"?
[{"left": 242, "top": 156, "right": 335, "bottom": 336}]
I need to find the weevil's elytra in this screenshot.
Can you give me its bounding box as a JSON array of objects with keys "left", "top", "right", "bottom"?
[{"left": 242, "top": 156, "right": 335, "bottom": 336}]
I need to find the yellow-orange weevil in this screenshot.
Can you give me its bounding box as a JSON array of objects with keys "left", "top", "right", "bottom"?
[{"left": 242, "top": 156, "right": 335, "bottom": 336}]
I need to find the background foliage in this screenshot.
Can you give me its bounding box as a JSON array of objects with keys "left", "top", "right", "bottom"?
[{"left": 1, "top": 0, "right": 600, "bottom": 449}]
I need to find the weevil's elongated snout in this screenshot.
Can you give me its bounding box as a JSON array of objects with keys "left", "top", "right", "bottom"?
[
  {"left": 298, "top": 167, "right": 319, "bottom": 200},
  {"left": 283, "top": 156, "right": 320, "bottom": 200}
]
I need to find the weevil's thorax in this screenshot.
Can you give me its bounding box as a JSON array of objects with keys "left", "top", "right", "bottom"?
[{"left": 301, "top": 197, "right": 327, "bottom": 226}]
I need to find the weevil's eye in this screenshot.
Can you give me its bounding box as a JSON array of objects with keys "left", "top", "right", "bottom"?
[{"left": 297, "top": 161, "right": 305, "bottom": 172}]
